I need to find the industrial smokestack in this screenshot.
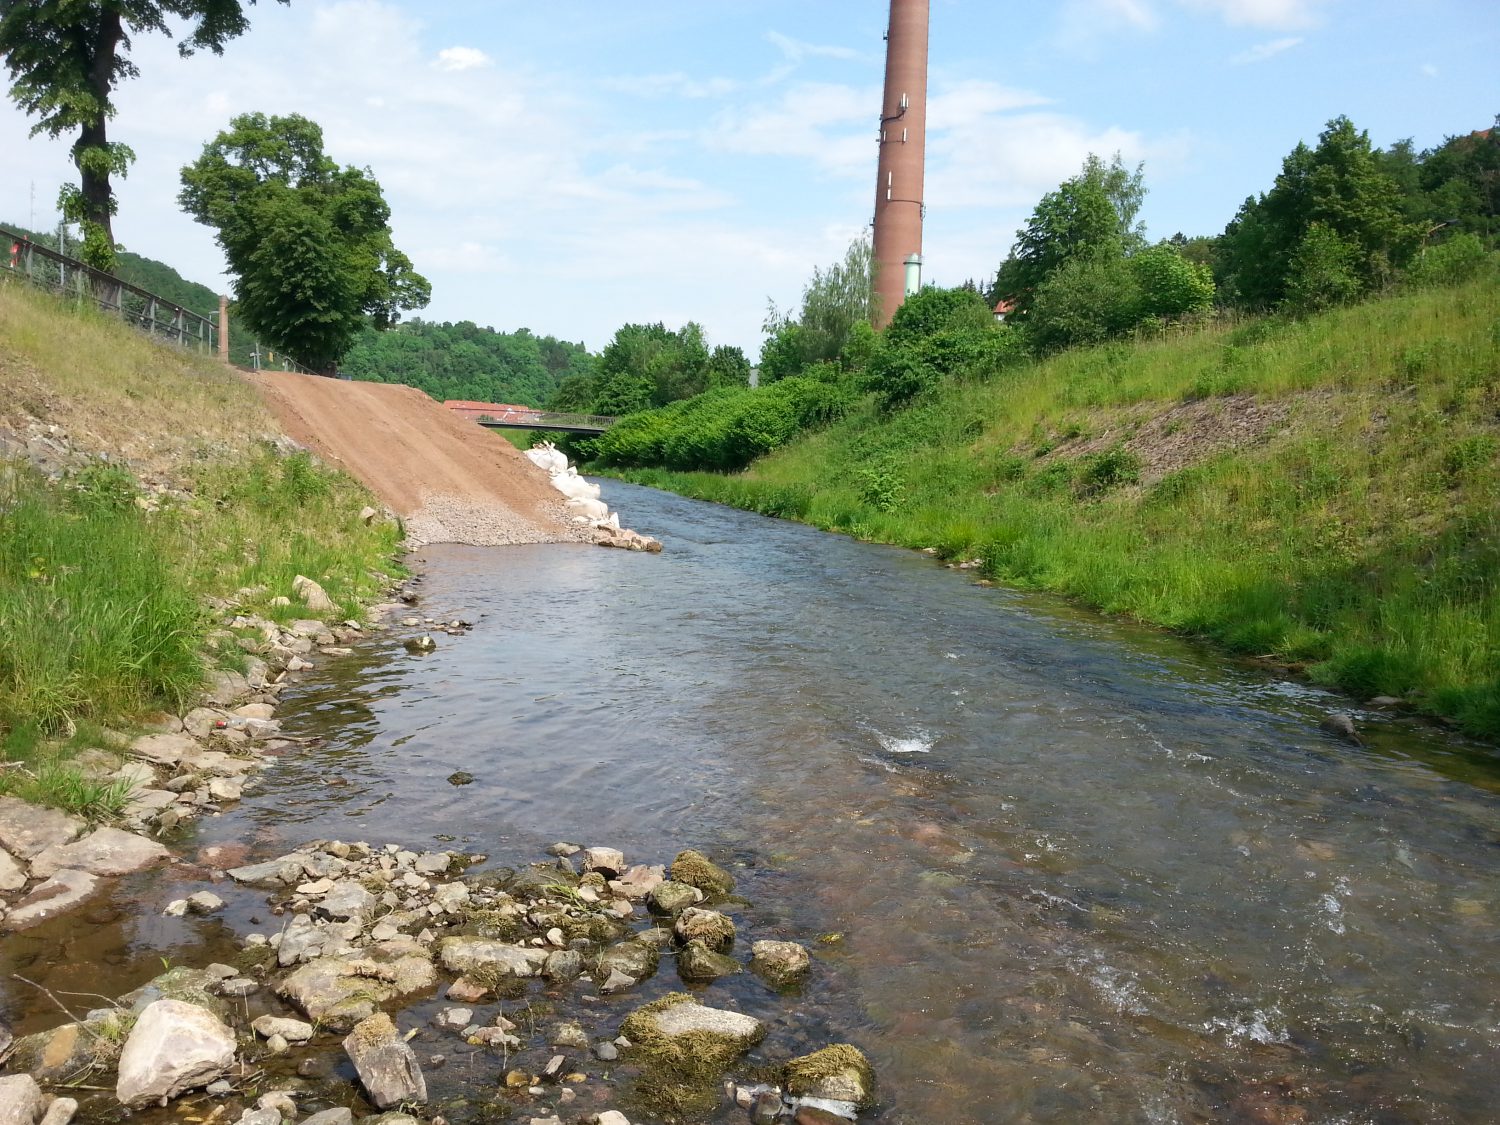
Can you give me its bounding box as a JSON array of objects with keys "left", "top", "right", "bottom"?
[{"left": 872, "top": 0, "right": 930, "bottom": 329}]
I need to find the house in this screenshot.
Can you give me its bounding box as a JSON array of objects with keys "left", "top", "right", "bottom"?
[{"left": 993, "top": 299, "right": 1016, "bottom": 323}]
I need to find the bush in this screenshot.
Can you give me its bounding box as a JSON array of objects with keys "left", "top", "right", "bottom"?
[
  {"left": 1027, "top": 255, "right": 1142, "bottom": 353},
  {"left": 1132, "top": 244, "right": 1215, "bottom": 318},
  {"left": 884, "top": 286, "right": 993, "bottom": 349},
  {"left": 590, "top": 378, "right": 853, "bottom": 472},
  {"left": 1284, "top": 224, "right": 1364, "bottom": 314},
  {"left": 1406, "top": 233, "right": 1492, "bottom": 288}
]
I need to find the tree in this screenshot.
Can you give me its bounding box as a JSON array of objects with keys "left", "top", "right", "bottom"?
[
  {"left": 1220, "top": 116, "right": 1422, "bottom": 309},
  {"left": 0, "top": 0, "right": 285, "bottom": 270},
  {"left": 760, "top": 235, "right": 876, "bottom": 381},
  {"left": 991, "top": 154, "right": 1145, "bottom": 318},
  {"left": 179, "top": 112, "right": 430, "bottom": 372}
]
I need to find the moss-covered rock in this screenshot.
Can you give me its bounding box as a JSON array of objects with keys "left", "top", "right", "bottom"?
[
  {"left": 619, "top": 993, "right": 766, "bottom": 1119},
  {"left": 784, "top": 1043, "right": 876, "bottom": 1110},
  {"left": 648, "top": 880, "right": 703, "bottom": 917},
  {"left": 676, "top": 939, "right": 741, "bottom": 984},
  {"left": 674, "top": 906, "right": 736, "bottom": 952},
  {"left": 670, "top": 849, "right": 735, "bottom": 897}
]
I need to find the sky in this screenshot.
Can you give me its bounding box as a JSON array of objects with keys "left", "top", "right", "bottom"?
[{"left": 1, "top": 0, "right": 1496, "bottom": 358}]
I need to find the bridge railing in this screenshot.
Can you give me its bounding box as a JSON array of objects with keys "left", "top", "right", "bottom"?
[{"left": 2, "top": 226, "right": 219, "bottom": 355}]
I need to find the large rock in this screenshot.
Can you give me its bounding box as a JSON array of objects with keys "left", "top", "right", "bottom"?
[
  {"left": 596, "top": 940, "right": 659, "bottom": 984},
  {"left": 5, "top": 869, "right": 99, "bottom": 930},
  {"left": 581, "top": 847, "right": 625, "bottom": 878},
  {"left": 318, "top": 880, "right": 375, "bottom": 922},
  {"left": 293, "top": 575, "right": 337, "bottom": 615},
  {"left": 619, "top": 995, "right": 766, "bottom": 1117},
  {"left": 342, "top": 1013, "right": 426, "bottom": 1109},
  {"left": 677, "top": 939, "right": 741, "bottom": 983},
  {"left": 0, "top": 797, "right": 84, "bottom": 859},
  {"left": 610, "top": 864, "right": 665, "bottom": 902},
  {"left": 0, "top": 848, "right": 27, "bottom": 893},
  {"left": 115, "top": 999, "right": 236, "bottom": 1108},
  {"left": 669, "top": 850, "right": 734, "bottom": 896},
  {"left": 250, "top": 1016, "right": 314, "bottom": 1044},
  {"left": 751, "top": 940, "right": 811, "bottom": 986},
  {"left": 647, "top": 880, "right": 702, "bottom": 917},
  {"left": 6, "top": 1016, "right": 126, "bottom": 1084},
  {"left": 0, "top": 1074, "right": 44, "bottom": 1125},
  {"left": 674, "top": 907, "right": 735, "bottom": 952},
  {"left": 29, "top": 827, "right": 169, "bottom": 879},
  {"left": 437, "top": 938, "right": 548, "bottom": 978},
  {"left": 227, "top": 855, "right": 305, "bottom": 886},
  {"left": 277, "top": 955, "right": 436, "bottom": 1032},
  {"left": 128, "top": 733, "right": 201, "bottom": 767},
  {"left": 784, "top": 1045, "right": 876, "bottom": 1111}
]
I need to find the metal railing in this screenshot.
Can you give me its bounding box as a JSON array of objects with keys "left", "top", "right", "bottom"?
[{"left": 2, "top": 226, "right": 218, "bottom": 355}]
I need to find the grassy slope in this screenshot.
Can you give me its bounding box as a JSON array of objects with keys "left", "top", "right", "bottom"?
[
  {"left": 616, "top": 277, "right": 1500, "bottom": 739},
  {"left": 0, "top": 282, "right": 402, "bottom": 811}
]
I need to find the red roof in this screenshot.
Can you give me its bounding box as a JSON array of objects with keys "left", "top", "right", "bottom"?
[{"left": 993, "top": 299, "right": 1016, "bottom": 315}]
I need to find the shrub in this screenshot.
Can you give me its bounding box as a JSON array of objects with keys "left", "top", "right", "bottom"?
[
  {"left": 1076, "top": 446, "right": 1142, "bottom": 495},
  {"left": 1026, "top": 255, "right": 1142, "bottom": 353},
  {"left": 1284, "top": 224, "right": 1364, "bottom": 314},
  {"left": 884, "top": 286, "right": 993, "bottom": 349},
  {"left": 1406, "top": 233, "right": 1492, "bottom": 288},
  {"left": 1132, "top": 243, "right": 1215, "bottom": 318}
]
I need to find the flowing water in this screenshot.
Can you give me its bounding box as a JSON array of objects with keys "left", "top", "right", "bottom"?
[{"left": 5, "top": 480, "right": 1500, "bottom": 1123}]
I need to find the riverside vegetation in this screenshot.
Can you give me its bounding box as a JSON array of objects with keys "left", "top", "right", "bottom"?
[
  {"left": 604, "top": 271, "right": 1500, "bottom": 741},
  {"left": 0, "top": 280, "right": 402, "bottom": 814}
]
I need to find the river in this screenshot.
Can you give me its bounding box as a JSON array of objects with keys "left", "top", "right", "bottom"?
[{"left": 6, "top": 480, "right": 1499, "bottom": 1123}]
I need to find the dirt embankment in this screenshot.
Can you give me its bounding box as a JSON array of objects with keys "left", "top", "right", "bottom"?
[{"left": 249, "top": 372, "right": 586, "bottom": 546}]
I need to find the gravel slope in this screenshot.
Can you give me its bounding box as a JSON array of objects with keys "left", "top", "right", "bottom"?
[{"left": 249, "top": 372, "right": 586, "bottom": 546}]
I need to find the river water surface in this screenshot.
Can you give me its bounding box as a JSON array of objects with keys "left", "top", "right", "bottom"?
[{"left": 8, "top": 480, "right": 1500, "bottom": 1123}]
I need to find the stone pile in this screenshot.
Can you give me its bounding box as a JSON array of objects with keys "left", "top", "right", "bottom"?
[
  {"left": 5, "top": 836, "right": 875, "bottom": 1125},
  {"left": 524, "top": 442, "right": 662, "bottom": 553}
]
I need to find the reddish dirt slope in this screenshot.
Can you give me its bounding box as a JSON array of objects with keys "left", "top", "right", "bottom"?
[{"left": 249, "top": 371, "right": 581, "bottom": 546}]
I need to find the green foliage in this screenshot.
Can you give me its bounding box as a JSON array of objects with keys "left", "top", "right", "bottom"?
[
  {"left": 590, "top": 377, "right": 852, "bottom": 472},
  {"left": 0, "top": 467, "right": 204, "bottom": 735},
  {"left": 1131, "top": 243, "right": 1216, "bottom": 318},
  {"left": 1283, "top": 223, "right": 1365, "bottom": 313},
  {"left": 1406, "top": 233, "right": 1493, "bottom": 288},
  {"left": 992, "top": 153, "right": 1145, "bottom": 318},
  {"left": 1220, "top": 116, "right": 1423, "bottom": 309},
  {"left": 548, "top": 322, "right": 745, "bottom": 416},
  {"left": 1075, "top": 446, "right": 1141, "bottom": 496},
  {"left": 761, "top": 235, "right": 876, "bottom": 381},
  {"left": 0, "top": 0, "right": 283, "bottom": 264},
  {"left": 179, "top": 112, "right": 430, "bottom": 371},
  {"left": 341, "top": 318, "right": 592, "bottom": 408},
  {"left": 856, "top": 459, "right": 905, "bottom": 512},
  {"left": 1026, "top": 255, "right": 1142, "bottom": 353}
]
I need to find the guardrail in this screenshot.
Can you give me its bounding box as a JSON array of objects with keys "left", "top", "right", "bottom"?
[{"left": 3, "top": 226, "right": 220, "bottom": 355}]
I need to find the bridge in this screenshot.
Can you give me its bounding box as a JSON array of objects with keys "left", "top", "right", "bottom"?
[{"left": 462, "top": 408, "right": 615, "bottom": 438}]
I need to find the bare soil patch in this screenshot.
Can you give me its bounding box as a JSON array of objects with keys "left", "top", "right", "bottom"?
[{"left": 249, "top": 371, "right": 584, "bottom": 546}]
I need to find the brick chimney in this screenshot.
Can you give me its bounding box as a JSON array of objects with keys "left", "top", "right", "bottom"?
[{"left": 872, "top": 0, "right": 930, "bottom": 329}]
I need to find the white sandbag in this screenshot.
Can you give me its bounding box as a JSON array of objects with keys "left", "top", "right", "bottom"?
[
  {"left": 566, "top": 497, "right": 610, "bottom": 521},
  {"left": 551, "top": 471, "right": 602, "bottom": 502}
]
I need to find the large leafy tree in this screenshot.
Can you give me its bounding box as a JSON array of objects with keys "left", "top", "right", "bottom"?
[
  {"left": 179, "top": 112, "right": 430, "bottom": 372},
  {"left": 991, "top": 154, "right": 1146, "bottom": 319},
  {"left": 1220, "top": 116, "right": 1422, "bottom": 309},
  {"left": 0, "top": 0, "right": 285, "bottom": 270}
]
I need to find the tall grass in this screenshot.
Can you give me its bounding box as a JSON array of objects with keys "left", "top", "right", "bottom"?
[
  {"left": 611, "top": 275, "right": 1500, "bottom": 739},
  {"left": 0, "top": 283, "right": 404, "bottom": 812}
]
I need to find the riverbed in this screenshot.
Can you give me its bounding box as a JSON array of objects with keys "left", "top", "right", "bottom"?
[{"left": 5, "top": 479, "right": 1499, "bottom": 1124}]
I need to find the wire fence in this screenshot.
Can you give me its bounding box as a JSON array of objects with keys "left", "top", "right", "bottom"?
[{"left": 3, "top": 226, "right": 221, "bottom": 355}]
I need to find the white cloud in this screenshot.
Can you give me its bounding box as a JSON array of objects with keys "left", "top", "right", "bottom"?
[
  {"left": 707, "top": 82, "right": 879, "bottom": 177},
  {"left": 1421, "top": 63, "right": 1439, "bottom": 78},
  {"left": 1179, "top": 0, "right": 1327, "bottom": 30},
  {"left": 435, "top": 46, "right": 492, "bottom": 72},
  {"left": 1056, "top": 0, "right": 1160, "bottom": 51},
  {"left": 765, "top": 31, "right": 860, "bottom": 64},
  {"left": 1231, "top": 36, "right": 1304, "bottom": 63}
]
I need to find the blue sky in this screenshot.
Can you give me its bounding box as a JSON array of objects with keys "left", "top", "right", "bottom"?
[{"left": 1, "top": 0, "right": 1495, "bottom": 358}]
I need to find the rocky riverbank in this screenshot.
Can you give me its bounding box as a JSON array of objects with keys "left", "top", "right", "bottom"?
[{"left": 1, "top": 835, "right": 876, "bottom": 1125}]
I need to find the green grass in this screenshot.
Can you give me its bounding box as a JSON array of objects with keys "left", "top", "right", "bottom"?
[
  {"left": 0, "top": 284, "right": 405, "bottom": 813},
  {"left": 607, "top": 274, "right": 1500, "bottom": 740}
]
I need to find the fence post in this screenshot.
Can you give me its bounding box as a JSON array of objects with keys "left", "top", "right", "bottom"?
[{"left": 218, "top": 295, "right": 230, "bottom": 362}]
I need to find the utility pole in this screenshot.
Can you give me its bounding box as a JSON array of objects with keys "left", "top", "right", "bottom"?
[{"left": 872, "top": 0, "right": 930, "bottom": 329}]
